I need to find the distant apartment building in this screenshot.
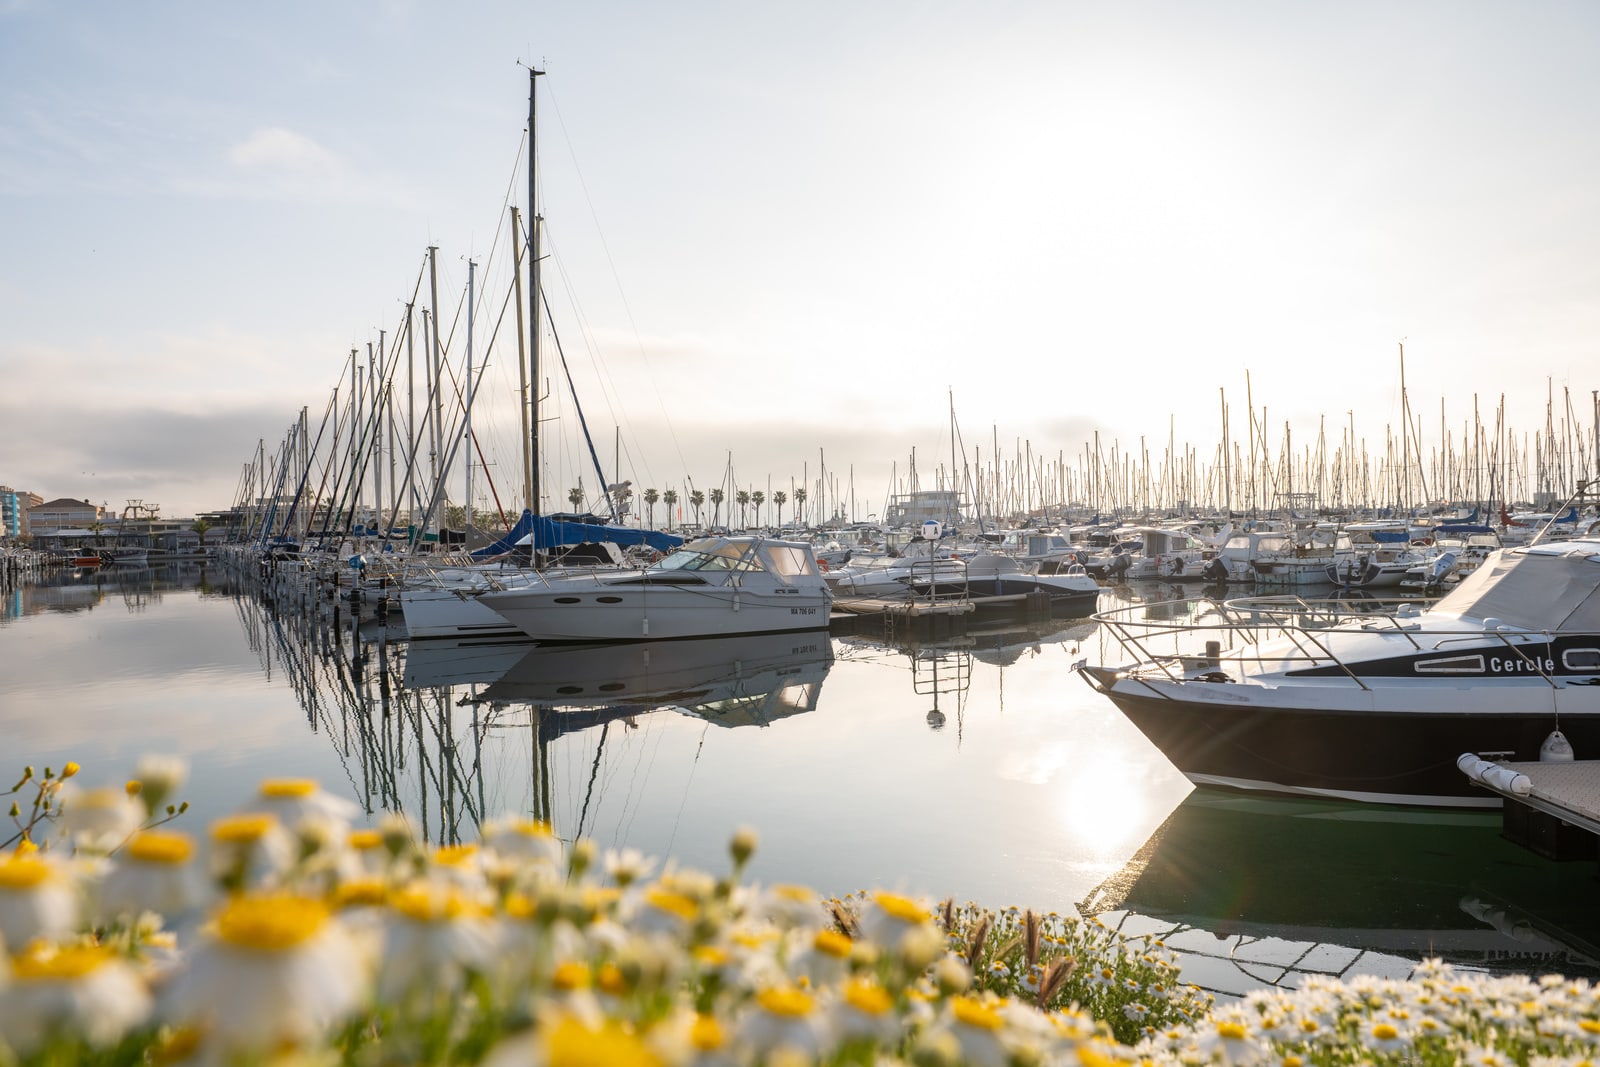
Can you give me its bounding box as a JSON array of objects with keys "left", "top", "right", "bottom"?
[
  {"left": 1, "top": 487, "right": 44, "bottom": 539},
  {"left": 25, "top": 497, "right": 107, "bottom": 533}
]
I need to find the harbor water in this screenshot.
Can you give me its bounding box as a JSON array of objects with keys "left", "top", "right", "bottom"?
[{"left": 5, "top": 562, "right": 1600, "bottom": 997}]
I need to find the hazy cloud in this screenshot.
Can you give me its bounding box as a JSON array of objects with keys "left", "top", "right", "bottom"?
[{"left": 228, "top": 126, "right": 338, "bottom": 174}]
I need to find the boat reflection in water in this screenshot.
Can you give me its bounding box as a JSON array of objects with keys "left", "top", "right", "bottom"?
[
  {"left": 400, "top": 636, "right": 537, "bottom": 690},
  {"left": 478, "top": 631, "right": 834, "bottom": 730},
  {"left": 247, "top": 617, "right": 838, "bottom": 847},
  {"left": 1080, "top": 790, "right": 1600, "bottom": 998}
]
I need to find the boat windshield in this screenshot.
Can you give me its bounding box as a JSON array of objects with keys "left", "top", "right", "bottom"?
[{"left": 652, "top": 539, "right": 761, "bottom": 574}]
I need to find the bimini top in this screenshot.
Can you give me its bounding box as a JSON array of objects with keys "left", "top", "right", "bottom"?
[{"left": 1431, "top": 537, "right": 1600, "bottom": 631}]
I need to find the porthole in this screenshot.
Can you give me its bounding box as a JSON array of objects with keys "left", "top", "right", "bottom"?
[{"left": 1562, "top": 648, "right": 1600, "bottom": 672}]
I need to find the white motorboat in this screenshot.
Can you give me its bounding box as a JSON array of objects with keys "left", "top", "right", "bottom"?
[
  {"left": 479, "top": 535, "right": 831, "bottom": 643},
  {"left": 1078, "top": 536, "right": 1600, "bottom": 807},
  {"left": 823, "top": 540, "right": 966, "bottom": 598},
  {"left": 902, "top": 552, "right": 1104, "bottom": 617},
  {"left": 1082, "top": 525, "right": 1213, "bottom": 581}
]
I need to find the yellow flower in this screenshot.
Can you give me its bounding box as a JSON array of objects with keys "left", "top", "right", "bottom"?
[
  {"left": 952, "top": 996, "right": 1004, "bottom": 1032},
  {"left": 127, "top": 829, "right": 195, "bottom": 864}
]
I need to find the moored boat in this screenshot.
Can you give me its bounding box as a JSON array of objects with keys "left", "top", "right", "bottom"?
[
  {"left": 1078, "top": 536, "right": 1600, "bottom": 807},
  {"left": 479, "top": 534, "right": 831, "bottom": 643}
]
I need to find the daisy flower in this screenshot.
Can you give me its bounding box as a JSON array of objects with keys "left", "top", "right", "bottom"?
[
  {"left": 734, "top": 984, "right": 835, "bottom": 1061},
  {"left": 481, "top": 816, "right": 565, "bottom": 869},
  {"left": 242, "top": 778, "right": 360, "bottom": 832},
  {"left": 930, "top": 995, "right": 1011, "bottom": 1067},
  {"left": 378, "top": 881, "right": 500, "bottom": 1002},
  {"left": 54, "top": 782, "right": 146, "bottom": 853},
  {"left": 857, "top": 890, "right": 936, "bottom": 952},
  {"left": 96, "top": 829, "right": 207, "bottom": 922},
  {"left": 207, "top": 813, "right": 296, "bottom": 891},
  {"left": 162, "top": 892, "right": 367, "bottom": 1054},
  {"left": 832, "top": 977, "right": 901, "bottom": 1043},
  {"left": 0, "top": 941, "right": 152, "bottom": 1052},
  {"left": 0, "top": 851, "right": 78, "bottom": 949}
]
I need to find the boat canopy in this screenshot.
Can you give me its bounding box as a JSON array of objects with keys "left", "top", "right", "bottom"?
[
  {"left": 657, "top": 536, "right": 823, "bottom": 583},
  {"left": 489, "top": 510, "right": 684, "bottom": 557},
  {"left": 1431, "top": 538, "right": 1600, "bottom": 631}
]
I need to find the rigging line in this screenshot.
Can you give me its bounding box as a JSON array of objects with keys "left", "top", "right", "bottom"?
[
  {"left": 574, "top": 722, "right": 610, "bottom": 841},
  {"left": 544, "top": 81, "right": 694, "bottom": 486},
  {"left": 613, "top": 705, "right": 670, "bottom": 844},
  {"left": 540, "top": 226, "right": 657, "bottom": 489},
  {"left": 662, "top": 722, "right": 710, "bottom": 860},
  {"left": 541, "top": 283, "right": 618, "bottom": 518}
]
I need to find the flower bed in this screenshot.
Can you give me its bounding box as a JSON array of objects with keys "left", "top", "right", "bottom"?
[{"left": 2, "top": 759, "right": 1589, "bottom": 1066}]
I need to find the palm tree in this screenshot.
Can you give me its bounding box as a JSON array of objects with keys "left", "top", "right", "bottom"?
[
  {"left": 794, "top": 487, "right": 808, "bottom": 527},
  {"left": 751, "top": 490, "right": 766, "bottom": 528},
  {"left": 643, "top": 487, "right": 660, "bottom": 529},
  {"left": 709, "top": 488, "right": 725, "bottom": 528},
  {"left": 662, "top": 489, "right": 678, "bottom": 531},
  {"left": 772, "top": 490, "right": 787, "bottom": 528},
  {"left": 735, "top": 490, "right": 751, "bottom": 528},
  {"left": 567, "top": 486, "right": 584, "bottom": 511},
  {"left": 690, "top": 489, "right": 705, "bottom": 527}
]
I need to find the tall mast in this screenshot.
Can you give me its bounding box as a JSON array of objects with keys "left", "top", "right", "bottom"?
[
  {"left": 465, "top": 258, "right": 477, "bottom": 534},
  {"left": 510, "top": 206, "right": 531, "bottom": 512},
  {"left": 527, "top": 67, "right": 545, "bottom": 522},
  {"left": 428, "top": 248, "right": 442, "bottom": 500}
]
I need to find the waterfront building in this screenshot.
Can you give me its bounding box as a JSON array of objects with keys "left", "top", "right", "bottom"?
[
  {"left": 25, "top": 497, "right": 106, "bottom": 533},
  {"left": 0, "top": 487, "right": 44, "bottom": 540}
]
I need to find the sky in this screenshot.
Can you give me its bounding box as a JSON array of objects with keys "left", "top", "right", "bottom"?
[{"left": 3, "top": 1, "right": 1599, "bottom": 522}]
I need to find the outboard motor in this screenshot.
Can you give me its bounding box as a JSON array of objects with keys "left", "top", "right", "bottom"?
[
  {"left": 1109, "top": 553, "right": 1132, "bottom": 578},
  {"left": 1203, "top": 557, "right": 1229, "bottom": 582}
]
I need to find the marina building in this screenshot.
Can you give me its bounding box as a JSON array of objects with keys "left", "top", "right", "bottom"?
[{"left": 23, "top": 497, "right": 105, "bottom": 533}]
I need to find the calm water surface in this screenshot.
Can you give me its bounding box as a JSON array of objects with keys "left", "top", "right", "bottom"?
[{"left": 5, "top": 563, "right": 1599, "bottom": 997}]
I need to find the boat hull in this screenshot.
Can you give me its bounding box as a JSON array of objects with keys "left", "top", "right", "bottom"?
[
  {"left": 481, "top": 583, "right": 830, "bottom": 643},
  {"left": 400, "top": 585, "right": 526, "bottom": 640},
  {"left": 1080, "top": 667, "right": 1600, "bottom": 806}
]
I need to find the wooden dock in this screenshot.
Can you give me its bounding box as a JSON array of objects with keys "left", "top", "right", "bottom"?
[{"left": 1466, "top": 758, "right": 1600, "bottom": 861}]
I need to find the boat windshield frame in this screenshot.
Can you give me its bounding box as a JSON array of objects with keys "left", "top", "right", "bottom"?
[{"left": 651, "top": 538, "right": 762, "bottom": 575}]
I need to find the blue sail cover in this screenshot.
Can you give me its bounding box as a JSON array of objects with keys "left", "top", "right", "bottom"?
[{"left": 470, "top": 510, "right": 683, "bottom": 558}]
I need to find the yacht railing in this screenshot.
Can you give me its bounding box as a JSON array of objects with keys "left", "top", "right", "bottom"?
[
  {"left": 1094, "top": 592, "right": 1572, "bottom": 695},
  {"left": 1090, "top": 593, "right": 1455, "bottom": 693}
]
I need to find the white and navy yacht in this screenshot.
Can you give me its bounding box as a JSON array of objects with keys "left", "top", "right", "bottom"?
[{"left": 1078, "top": 536, "right": 1600, "bottom": 807}]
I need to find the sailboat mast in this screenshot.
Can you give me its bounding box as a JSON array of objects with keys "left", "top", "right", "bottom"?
[
  {"left": 527, "top": 67, "right": 545, "bottom": 524},
  {"left": 510, "top": 206, "right": 531, "bottom": 512},
  {"left": 465, "top": 258, "right": 476, "bottom": 534}
]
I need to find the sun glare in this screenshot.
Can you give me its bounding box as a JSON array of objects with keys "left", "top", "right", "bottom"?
[{"left": 1054, "top": 758, "right": 1151, "bottom": 863}]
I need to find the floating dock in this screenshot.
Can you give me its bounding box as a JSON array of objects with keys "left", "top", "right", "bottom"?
[
  {"left": 829, "top": 590, "right": 1059, "bottom": 640},
  {"left": 1465, "top": 758, "right": 1600, "bottom": 861}
]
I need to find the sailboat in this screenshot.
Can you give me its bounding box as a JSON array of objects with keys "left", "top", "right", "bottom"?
[{"left": 399, "top": 70, "right": 683, "bottom": 641}]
